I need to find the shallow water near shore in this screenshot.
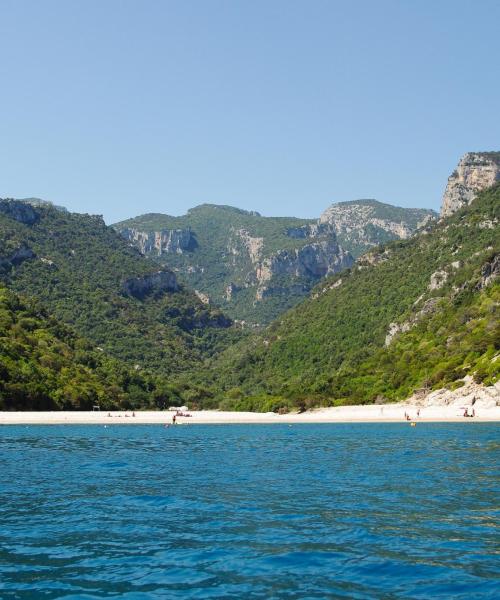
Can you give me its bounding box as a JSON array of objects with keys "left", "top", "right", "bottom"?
[{"left": 0, "top": 423, "right": 498, "bottom": 599}]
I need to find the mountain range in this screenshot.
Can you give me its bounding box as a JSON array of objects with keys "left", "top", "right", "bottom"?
[{"left": 114, "top": 200, "right": 436, "bottom": 324}]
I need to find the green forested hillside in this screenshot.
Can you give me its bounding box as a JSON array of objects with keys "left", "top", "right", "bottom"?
[
  {"left": 194, "top": 185, "right": 499, "bottom": 409},
  {"left": 0, "top": 284, "right": 188, "bottom": 410},
  {"left": 0, "top": 200, "right": 239, "bottom": 376},
  {"left": 1, "top": 185, "right": 497, "bottom": 412}
]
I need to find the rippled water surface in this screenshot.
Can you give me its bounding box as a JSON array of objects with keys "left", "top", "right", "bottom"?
[{"left": 0, "top": 424, "right": 499, "bottom": 599}]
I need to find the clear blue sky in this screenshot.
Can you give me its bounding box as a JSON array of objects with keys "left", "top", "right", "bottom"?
[{"left": 1, "top": 0, "right": 499, "bottom": 223}]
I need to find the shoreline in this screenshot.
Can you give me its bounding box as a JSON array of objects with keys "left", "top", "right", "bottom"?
[{"left": 1, "top": 404, "right": 499, "bottom": 425}]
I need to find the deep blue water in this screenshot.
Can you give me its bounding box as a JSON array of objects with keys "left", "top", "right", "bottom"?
[{"left": 0, "top": 424, "right": 499, "bottom": 599}]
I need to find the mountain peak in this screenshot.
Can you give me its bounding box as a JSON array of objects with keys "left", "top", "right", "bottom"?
[{"left": 319, "top": 199, "right": 437, "bottom": 256}]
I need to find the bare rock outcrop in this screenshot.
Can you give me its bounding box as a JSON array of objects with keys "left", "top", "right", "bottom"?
[
  {"left": 120, "top": 228, "right": 197, "bottom": 255},
  {"left": 194, "top": 290, "right": 210, "bottom": 304},
  {"left": 254, "top": 240, "right": 354, "bottom": 301},
  {"left": 286, "top": 223, "right": 333, "bottom": 239},
  {"left": 224, "top": 282, "right": 240, "bottom": 301},
  {"left": 407, "top": 377, "right": 500, "bottom": 409},
  {"left": 477, "top": 253, "right": 500, "bottom": 289},
  {"left": 440, "top": 152, "right": 500, "bottom": 218},
  {"left": 228, "top": 229, "right": 264, "bottom": 264},
  {"left": 428, "top": 269, "right": 448, "bottom": 291},
  {"left": 122, "top": 269, "right": 179, "bottom": 299}
]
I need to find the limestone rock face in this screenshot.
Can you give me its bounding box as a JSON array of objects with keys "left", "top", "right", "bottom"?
[
  {"left": 321, "top": 205, "right": 410, "bottom": 238},
  {"left": 440, "top": 152, "right": 500, "bottom": 217},
  {"left": 224, "top": 282, "right": 240, "bottom": 301},
  {"left": 225, "top": 225, "right": 353, "bottom": 303},
  {"left": 120, "top": 228, "right": 197, "bottom": 255},
  {"left": 228, "top": 229, "right": 263, "bottom": 264},
  {"left": 384, "top": 297, "right": 441, "bottom": 346},
  {"left": 255, "top": 240, "right": 353, "bottom": 296},
  {"left": 122, "top": 269, "right": 179, "bottom": 299}
]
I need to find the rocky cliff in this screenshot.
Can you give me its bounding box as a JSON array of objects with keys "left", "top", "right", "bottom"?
[
  {"left": 114, "top": 200, "right": 434, "bottom": 325},
  {"left": 441, "top": 152, "right": 500, "bottom": 217},
  {"left": 254, "top": 239, "right": 353, "bottom": 300},
  {"left": 114, "top": 205, "right": 355, "bottom": 324},
  {"left": 122, "top": 269, "right": 179, "bottom": 299},
  {"left": 120, "top": 227, "right": 197, "bottom": 255}
]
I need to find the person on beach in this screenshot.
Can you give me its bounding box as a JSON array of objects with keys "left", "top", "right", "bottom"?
[{"left": 172, "top": 414, "right": 176, "bottom": 425}]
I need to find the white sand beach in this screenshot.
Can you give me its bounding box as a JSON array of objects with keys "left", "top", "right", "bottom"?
[{"left": 1, "top": 404, "right": 499, "bottom": 425}]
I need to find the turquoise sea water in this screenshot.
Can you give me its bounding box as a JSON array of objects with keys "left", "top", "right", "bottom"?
[{"left": 0, "top": 423, "right": 498, "bottom": 599}]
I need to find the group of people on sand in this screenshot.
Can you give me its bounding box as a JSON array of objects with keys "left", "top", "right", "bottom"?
[
  {"left": 107, "top": 412, "right": 135, "bottom": 417},
  {"left": 404, "top": 407, "right": 477, "bottom": 419}
]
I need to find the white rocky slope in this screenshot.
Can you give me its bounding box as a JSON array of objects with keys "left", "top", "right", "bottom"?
[
  {"left": 440, "top": 152, "right": 500, "bottom": 217},
  {"left": 407, "top": 377, "right": 500, "bottom": 409}
]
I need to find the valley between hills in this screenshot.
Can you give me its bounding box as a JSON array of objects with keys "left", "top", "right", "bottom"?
[{"left": 1, "top": 152, "right": 499, "bottom": 412}]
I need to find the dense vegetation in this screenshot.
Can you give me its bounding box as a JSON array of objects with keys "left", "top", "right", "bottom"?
[
  {"left": 189, "top": 186, "right": 499, "bottom": 410},
  {"left": 0, "top": 201, "right": 240, "bottom": 378},
  {"left": 1, "top": 184, "right": 498, "bottom": 412},
  {"left": 0, "top": 283, "right": 192, "bottom": 410}
]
